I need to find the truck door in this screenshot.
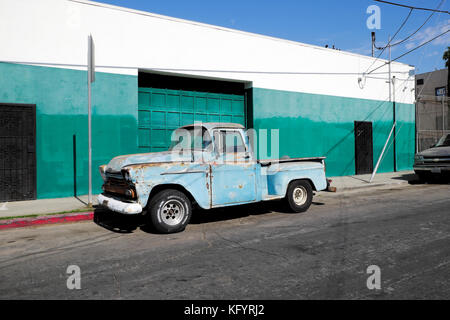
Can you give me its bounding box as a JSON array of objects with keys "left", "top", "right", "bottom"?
[{"left": 210, "top": 129, "right": 257, "bottom": 206}]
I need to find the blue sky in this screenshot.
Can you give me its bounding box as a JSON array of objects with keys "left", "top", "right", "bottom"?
[{"left": 96, "top": 0, "right": 449, "bottom": 74}]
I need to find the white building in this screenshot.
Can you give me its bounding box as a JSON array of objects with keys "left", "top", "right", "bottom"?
[{"left": 0, "top": 0, "right": 415, "bottom": 201}]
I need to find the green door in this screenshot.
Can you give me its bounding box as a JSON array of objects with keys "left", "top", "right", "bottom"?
[{"left": 138, "top": 88, "right": 246, "bottom": 152}]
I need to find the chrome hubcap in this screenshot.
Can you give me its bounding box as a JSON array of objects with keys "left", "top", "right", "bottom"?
[
  {"left": 293, "top": 186, "right": 307, "bottom": 206},
  {"left": 160, "top": 200, "right": 184, "bottom": 226}
]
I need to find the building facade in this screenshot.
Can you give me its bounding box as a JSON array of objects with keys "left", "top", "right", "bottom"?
[
  {"left": 416, "top": 68, "right": 448, "bottom": 97},
  {"left": 0, "top": 0, "right": 416, "bottom": 201},
  {"left": 415, "top": 68, "right": 450, "bottom": 152}
]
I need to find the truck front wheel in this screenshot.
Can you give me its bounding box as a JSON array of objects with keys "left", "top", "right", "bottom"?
[
  {"left": 147, "top": 189, "right": 192, "bottom": 233},
  {"left": 285, "top": 180, "right": 313, "bottom": 213}
]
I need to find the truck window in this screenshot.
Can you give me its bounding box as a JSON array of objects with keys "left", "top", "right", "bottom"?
[
  {"left": 214, "top": 130, "right": 246, "bottom": 154},
  {"left": 435, "top": 134, "right": 450, "bottom": 147},
  {"left": 169, "top": 127, "right": 212, "bottom": 151}
]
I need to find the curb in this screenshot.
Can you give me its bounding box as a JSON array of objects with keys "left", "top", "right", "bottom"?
[
  {"left": 332, "top": 180, "right": 410, "bottom": 193},
  {"left": 0, "top": 212, "right": 94, "bottom": 230}
]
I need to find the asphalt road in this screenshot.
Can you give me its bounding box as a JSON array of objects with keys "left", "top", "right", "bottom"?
[{"left": 1, "top": 183, "right": 449, "bottom": 300}]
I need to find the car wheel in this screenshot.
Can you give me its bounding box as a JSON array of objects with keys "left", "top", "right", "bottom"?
[
  {"left": 285, "top": 180, "right": 313, "bottom": 213},
  {"left": 148, "top": 189, "right": 192, "bottom": 233}
]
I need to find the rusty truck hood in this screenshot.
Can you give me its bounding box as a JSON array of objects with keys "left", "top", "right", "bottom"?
[{"left": 106, "top": 150, "right": 195, "bottom": 172}]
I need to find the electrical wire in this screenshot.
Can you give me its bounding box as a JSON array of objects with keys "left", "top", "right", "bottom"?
[
  {"left": 367, "top": 28, "right": 450, "bottom": 75},
  {"left": 387, "top": 1, "right": 445, "bottom": 48},
  {"left": 364, "top": 7, "right": 414, "bottom": 75},
  {"left": 366, "top": 0, "right": 445, "bottom": 75},
  {"left": 374, "top": 8, "right": 414, "bottom": 50},
  {"left": 374, "top": 0, "right": 450, "bottom": 15}
]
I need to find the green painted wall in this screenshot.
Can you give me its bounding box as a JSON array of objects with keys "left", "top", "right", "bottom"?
[
  {"left": 395, "top": 102, "right": 416, "bottom": 171},
  {"left": 0, "top": 62, "right": 415, "bottom": 200},
  {"left": 0, "top": 62, "right": 138, "bottom": 199},
  {"left": 251, "top": 87, "right": 415, "bottom": 177}
]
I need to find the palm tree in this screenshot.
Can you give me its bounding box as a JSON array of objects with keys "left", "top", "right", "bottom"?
[
  {"left": 444, "top": 47, "right": 450, "bottom": 97},
  {"left": 443, "top": 46, "right": 450, "bottom": 68}
]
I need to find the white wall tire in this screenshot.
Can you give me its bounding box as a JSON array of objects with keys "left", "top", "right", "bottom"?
[{"left": 285, "top": 180, "right": 313, "bottom": 213}]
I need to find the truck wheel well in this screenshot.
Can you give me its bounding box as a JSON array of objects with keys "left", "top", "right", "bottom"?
[
  {"left": 147, "top": 184, "right": 197, "bottom": 208},
  {"left": 287, "top": 178, "right": 317, "bottom": 192}
]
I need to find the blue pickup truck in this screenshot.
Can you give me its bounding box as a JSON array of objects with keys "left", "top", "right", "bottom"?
[{"left": 98, "top": 123, "right": 328, "bottom": 233}]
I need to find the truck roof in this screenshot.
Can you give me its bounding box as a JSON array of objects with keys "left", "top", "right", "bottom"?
[{"left": 180, "top": 122, "right": 245, "bottom": 131}]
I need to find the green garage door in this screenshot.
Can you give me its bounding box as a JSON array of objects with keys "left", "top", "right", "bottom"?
[{"left": 138, "top": 87, "right": 246, "bottom": 152}]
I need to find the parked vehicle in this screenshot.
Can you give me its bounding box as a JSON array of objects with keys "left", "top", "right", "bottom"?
[
  {"left": 414, "top": 133, "right": 450, "bottom": 181},
  {"left": 98, "top": 123, "right": 328, "bottom": 233}
]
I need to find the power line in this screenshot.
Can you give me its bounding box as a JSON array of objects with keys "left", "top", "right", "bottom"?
[
  {"left": 367, "top": 28, "right": 450, "bottom": 74},
  {"left": 366, "top": 0, "right": 445, "bottom": 74},
  {"left": 374, "top": 0, "right": 450, "bottom": 14},
  {"left": 374, "top": 8, "right": 414, "bottom": 50},
  {"left": 364, "top": 7, "right": 414, "bottom": 74},
  {"left": 394, "top": 29, "right": 450, "bottom": 61},
  {"left": 381, "top": 0, "right": 446, "bottom": 48}
]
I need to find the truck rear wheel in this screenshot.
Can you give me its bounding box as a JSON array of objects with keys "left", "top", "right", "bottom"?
[
  {"left": 147, "top": 189, "right": 192, "bottom": 233},
  {"left": 284, "top": 180, "right": 313, "bottom": 213}
]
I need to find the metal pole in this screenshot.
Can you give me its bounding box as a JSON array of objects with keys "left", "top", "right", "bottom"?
[
  {"left": 88, "top": 36, "right": 92, "bottom": 208},
  {"left": 370, "top": 36, "right": 394, "bottom": 183},
  {"left": 443, "top": 94, "right": 445, "bottom": 136},
  {"left": 370, "top": 121, "right": 396, "bottom": 183},
  {"left": 392, "top": 75, "right": 396, "bottom": 172},
  {"left": 388, "top": 36, "right": 392, "bottom": 103},
  {"left": 416, "top": 99, "right": 419, "bottom": 153},
  {"left": 371, "top": 32, "right": 374, "bottom": 57}
]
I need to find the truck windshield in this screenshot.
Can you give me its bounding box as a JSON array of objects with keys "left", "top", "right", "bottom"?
[
  {"left": 435, "top": 134, "right": 450, "bottom": 147},
  {"left": 169, "top": 127, "right": 212, "bottom": 151}
]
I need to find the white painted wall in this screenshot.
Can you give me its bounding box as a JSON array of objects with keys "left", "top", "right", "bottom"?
[{"left": 0, "top": 0, "right": 415, "bottom": 104}]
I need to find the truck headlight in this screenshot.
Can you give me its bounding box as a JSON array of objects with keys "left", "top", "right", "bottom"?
[
  {"left": 121, "top": 169, "right": 131, "bottom": 181},
  {"left": 99, "top": 165, "right": 107, "bottom": 181},
  {"left": 414, "top": 155, "right": 424, "bottom": 163}
]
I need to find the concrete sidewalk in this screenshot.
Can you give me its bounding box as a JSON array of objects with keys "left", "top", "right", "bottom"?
[
  {"left": 329, "top": 170, "right": 417, "bottom": 192},
  {"left": 0, "top": 194, "right": 99, "bottom": 219},
  {"left": 0, "top": 171, "right": 417, "bottom": 219}
]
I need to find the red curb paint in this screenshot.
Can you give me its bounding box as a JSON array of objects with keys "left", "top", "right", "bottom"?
[{"left": 0, "top": 212, "right": 94, "bottom": 230}]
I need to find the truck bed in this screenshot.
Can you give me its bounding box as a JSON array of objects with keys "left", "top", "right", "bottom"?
[{"left": 258, "top": 157, "right": 326, "bottom": 166}]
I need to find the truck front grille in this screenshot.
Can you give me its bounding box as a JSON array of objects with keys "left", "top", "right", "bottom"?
[{"left": 103, "top": 176, "right": 136, "bottom": 199}]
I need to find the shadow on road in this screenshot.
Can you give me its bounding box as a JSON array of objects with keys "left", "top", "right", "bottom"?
[
  {"left": 395, "top": 172, "right": 450, "bottom": 185},
  {"left": 93, "top": 208, "right": 145, "bottom": 233},
  {"left": 93, "top": 198, "right": 321, "bottom": 234}
]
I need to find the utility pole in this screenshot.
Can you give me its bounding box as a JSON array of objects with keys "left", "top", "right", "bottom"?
[
  {"left": 371, "top": 32, "right": 376, "bottom": 57},
  {"left": 87, "top": 35, "right": 95, "bottom": 208},
  {"left": 388, "top": 36, "right": 396, "bottom": 172},
  {"left": 388, "top": 36, "right": 392, "bottom": 104},
  {"left": 370, "top": 36, "right": 396, "bottom": 182},
  {"left": 392, "top": 75, "right": 397, "bottom": 172}
]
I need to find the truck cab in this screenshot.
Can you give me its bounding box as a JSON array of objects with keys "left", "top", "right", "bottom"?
[{"left": 98, "top": 123, "right": 327, "bottom": 233}]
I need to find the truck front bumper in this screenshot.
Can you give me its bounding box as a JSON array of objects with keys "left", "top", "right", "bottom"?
[
  {"left": 97, "top": 194, "right": 143, "bottom": 214},
  {"left": 414, "top": 164, "right": 450, "bottom": 173}
]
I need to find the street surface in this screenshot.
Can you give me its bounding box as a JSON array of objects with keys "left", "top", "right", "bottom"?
[{"left": 1, "top": 183, "right": 449, "bottom": 299}]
